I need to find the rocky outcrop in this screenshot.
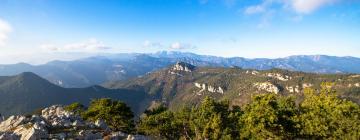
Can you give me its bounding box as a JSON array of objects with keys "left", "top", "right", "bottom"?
[
  {"left": 0, "top": 115, "right": 48, "bottom": 140},
  {"left": 350, "top": 75, "right": 360, "bottom": 78},
  {"left": 254, "top": 82, "right": 280, "bottom": 94},
  {"left": 302, "top": 83, "right": 313, "bottom": 88},
  {"left": 246, "top": 70, "right": 259, "bottom": 75},
  {"left": 0, "top": 116, "right": 26, "bottom": 132},
  {"left": 266, "top": 73, "right": 291, "bottom": 81},
  {"left": 348, "top": 83, "right": 360, "bottom": 87},
  {"left": 356, "top": 83, "right": 360, "bottom": 87},
  {"left": 286, "top": 86, "right": 300, "bottom": 93},
  {"left": 171, "top": 62, "right": 195, "bottom": 72},
  {"left": 0, "top": 105, "right": 149, "bottom": 140},
  {"left": 194, "top": 82, "right": 225, "bottom": 94}
]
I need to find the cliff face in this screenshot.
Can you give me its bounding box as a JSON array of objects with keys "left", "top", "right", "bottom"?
[{"left": 171, "top": 62, "right": 196, "bottom": 72}]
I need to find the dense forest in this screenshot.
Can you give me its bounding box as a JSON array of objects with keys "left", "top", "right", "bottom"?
[{"left": 65, "top": 82, "right": 360, "bottom": 139}]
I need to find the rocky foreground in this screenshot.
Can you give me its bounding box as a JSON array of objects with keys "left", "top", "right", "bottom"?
[{"left": 0, "top": 105, "right": 148, "bottom": 140}]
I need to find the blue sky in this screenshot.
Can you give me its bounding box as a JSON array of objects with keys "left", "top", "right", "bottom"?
[{"left": 0, "top": 0, "right": 359, "bottom": 64}]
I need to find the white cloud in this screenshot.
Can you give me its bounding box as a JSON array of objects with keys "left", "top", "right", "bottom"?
[
  {"left": 143, "top": 40, "right": 163, "bottom": 47},
  {"left": 291, "top": 0, "right": 337, "bottom": 14},
  {"left": 170, "top": 42, "right": 196, "bottom": 50},
  {"left": 0, "top": 18, "right": 12, "bottom": 47},
  {"left": 244, "top": 0, "right": 340, "bottom": 15},
  {"left": 41, "top": 38, "right": 111, "bottom": 52},
  {"left": 243, "top": 0, "right": 341, "bottom": 27},
  {"left": 142, "top": 40, "right": 196, "bottom": 50},
  {"left": 245, "top": 5, "right": 266, "bottom": 15}
]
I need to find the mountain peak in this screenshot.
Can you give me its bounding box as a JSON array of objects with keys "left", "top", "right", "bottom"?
[
  {"left": 17, "top": 72, "right": 43, "bottom": 79},
  {"left": 12, "top": 72, "right": 54, "bottom": 86}
]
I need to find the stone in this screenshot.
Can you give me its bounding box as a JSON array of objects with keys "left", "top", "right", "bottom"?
[
  {"left": 0, "top": 116, "right": 26, "bottom": 132},
  {"left": 41, "top": 105, "right": 73, "bottom": 120}
]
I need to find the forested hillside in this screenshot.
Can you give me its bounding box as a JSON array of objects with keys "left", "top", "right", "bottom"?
[{"left": 104, "top": 62, "right": 360, "bottom": 112}]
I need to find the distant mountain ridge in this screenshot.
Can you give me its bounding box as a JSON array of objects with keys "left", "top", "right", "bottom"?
[
  {"left": 1, "top": 62, "right": 360, "bottom": 118},
  {"left": 103, "top": 62, "right": 360, "bottom": 111},
  {"left": 0, "top": 72, "right": 150, "bottom": 117},
  {"left": 1, "top": 51, "right": 360, "bottom": 88}
]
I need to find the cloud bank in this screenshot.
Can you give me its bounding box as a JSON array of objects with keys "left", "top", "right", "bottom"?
[
  {"left": 291, "top": 0, "right": 337, "bottom": 14},
  {"left": 143, "top": 40, "right": 196, "bottom": 50},
  {"left": 170, "top": 42, "right": 196, "bottom": 50},
  {"left": 41, "top": 38, "right": 111, "bottom": 52},
  {"left": 0, "top": 18, "right": 12, "bottom": 47},
  {"left": 245, "top": 0, "right": 339, "bottom": 15}
]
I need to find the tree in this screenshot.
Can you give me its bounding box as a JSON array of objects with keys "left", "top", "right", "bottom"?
[
  {"left": 190, "top": 96, "right": 239, "bottom": 140},
  {"left": 82, "top": 98, "right": 134, "bottom": 133},
  {"left": 64, "top": 102, "right": 85, "bottom": 116},
  {"left": 239, "top": 94, "right": 298, "bottom": 139},
  {"left": 138, "top": 106, "right": 182, "bottom": 139},
  {"left": 294, "top": 82, "right": 360, "bottom": 139}
]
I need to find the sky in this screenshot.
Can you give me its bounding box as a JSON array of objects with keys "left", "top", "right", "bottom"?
[{"left": 0, "top": 0, "right": 360, "bottom": 64}]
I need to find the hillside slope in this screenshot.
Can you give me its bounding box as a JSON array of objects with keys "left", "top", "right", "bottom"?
[
  {"left": 0, "top": 72, "right": 150, "bottom": 117},
  {"left": 104, "top": 62, "right": 360, "bottom": 111}
]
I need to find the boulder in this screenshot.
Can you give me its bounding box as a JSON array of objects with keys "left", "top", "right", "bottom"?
[
  {"left": 41, "top": 105, "right": 73, "bottom": 120},
  {"left": 41, "top": 105, "right": 82, "bottom": 128},
  {"left": 0, "top": 116, "right": 26, "bottom": 132},
  {"left": 13, "top": 124, "right": 47, "bottom": 140}
]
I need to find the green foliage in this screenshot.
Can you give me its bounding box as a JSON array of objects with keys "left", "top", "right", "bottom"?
[
  {"left": 239, "top": 94, "right": 298, "bottom": 139},
  {"left": 64, "top": 102, "right": 85, "bottom": 116},
  {"left": 189, "top": 96, "right": 240, "bottom": 140},
  {"left": 294, "top": 82, "right": 360, "bottom": 139},
  {"left": 138, "top": 108, "right": 182, "bottom": 139},
  {"left": 138, "top": 97, "right": 241, "bottom": 140},
  {"left": 143, "top": 104, "right": 168, "bottom": 116},
  {"left": 137, "top": 82, "right": 360, "bottom": 139},
  {"left": 82, "top": 98, "right": 135, "bottom": 133}
]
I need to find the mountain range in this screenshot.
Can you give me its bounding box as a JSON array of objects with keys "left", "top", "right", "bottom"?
[
  {"left": 1, "top": 62, "right": 360, "bottom": 117},
  {"left": 103, "top": 62, "right": 360, "bottom": 111},
  {"left": 1, "top": 51, "right": 360, "bottom": 88}
]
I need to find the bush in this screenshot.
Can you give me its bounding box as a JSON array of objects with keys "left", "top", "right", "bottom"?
[
  {"left": 64, "top": 102, "right": 85, "bottom": 116},
  {"left": 82, "top": 98, "right": 135, "bottom": 133}
]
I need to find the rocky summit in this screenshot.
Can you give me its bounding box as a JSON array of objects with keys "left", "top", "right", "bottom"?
[
  {"left": 171, "top": 61, "right": 195, "bottom": 72},
  {"left": 0, "top": 105, "right": 148, "bottom": 140}
]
